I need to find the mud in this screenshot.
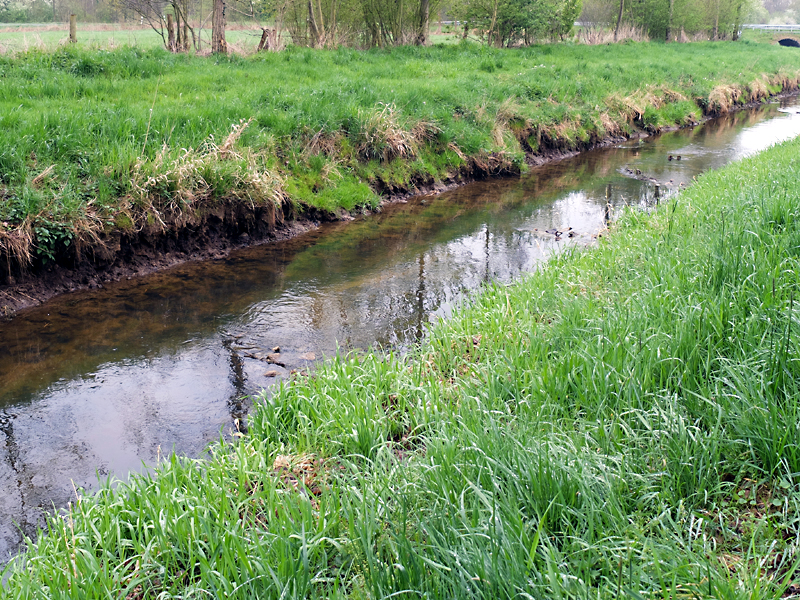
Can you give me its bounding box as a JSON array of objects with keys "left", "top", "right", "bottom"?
[{"left": 0, "top": 202, "right": 326, "bottom": 316}]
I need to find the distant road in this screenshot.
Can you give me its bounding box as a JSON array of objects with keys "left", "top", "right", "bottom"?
[{"left": 741, "top": 23, "right": 800, "bottom": 31}]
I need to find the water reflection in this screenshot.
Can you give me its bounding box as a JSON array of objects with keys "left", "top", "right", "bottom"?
[{"left": 0, "top": 97, "right": 799, "bottom": 559}]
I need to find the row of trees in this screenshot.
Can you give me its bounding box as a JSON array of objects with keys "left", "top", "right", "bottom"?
[
  {"left": 0, "top": 0, "right": 783, "bottom": 48},
  {"left": 584, "top": 0, "right": 757, "bottom": 41},
  {"left": 83, "top": 0, "right": 583, "bottom": 50}
]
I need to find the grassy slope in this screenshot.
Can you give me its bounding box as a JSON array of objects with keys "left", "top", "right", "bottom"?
[
  {"left": 3, "top": 122, "right": 800, "bottom": 598},
  {"left": 0, "top": 39, "right": 799, "bottom": 267}
]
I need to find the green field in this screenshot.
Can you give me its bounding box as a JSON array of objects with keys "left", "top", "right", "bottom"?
[
  {"left": 3, "top": 111, "right": 799, "bottom": 599},
  {"left": 0, "top": 23, "right": 282, "bottom": 52},
  {"left": 1, "top": 37, "right": 800, "bottom": 270}
]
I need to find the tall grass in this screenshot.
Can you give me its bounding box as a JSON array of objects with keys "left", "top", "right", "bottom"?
[
  {"left": 3, "top": 113, "right": 800, "bottom": 599},
  {"left": 1, "top": 38, "right": 800, "bottom": 269}
]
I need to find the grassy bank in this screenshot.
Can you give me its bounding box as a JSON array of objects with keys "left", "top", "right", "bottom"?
[
  {"left": 4, "top": 117, "right": 800, "bottom": 597},
  {"left": 1, "top": 39, "right": 800, "bottom": 273}
]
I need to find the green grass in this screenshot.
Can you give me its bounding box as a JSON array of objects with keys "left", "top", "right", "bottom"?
[
  {"left": 3, "top": 114, "right": 800, "bottom": 598},
  {"left": 1, "top": 38, "right": 799, "bottom": 269},
  {"left": 0, "top": 23, "right": 272, "bottom": 51}
]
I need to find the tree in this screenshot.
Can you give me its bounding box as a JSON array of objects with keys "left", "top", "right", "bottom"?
[
  {"left": 110, "top": 0, "right": 197, "bottom": 51},
  {"left": 453, "top": 0, "right": 581, "bottom": 46},
  {"left": 212, "top": 0, "right": 227, "bottom": 51}
]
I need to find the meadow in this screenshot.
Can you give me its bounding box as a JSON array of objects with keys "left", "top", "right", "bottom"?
[
  {"left": 3, "top": 108, "right": 799, "bottom": 599},
  {"left": 0, "top": 22, "right": 280, "bottom": 53},
  {"left": 1, "top": 36, "right": 800, "bottom": 270}
]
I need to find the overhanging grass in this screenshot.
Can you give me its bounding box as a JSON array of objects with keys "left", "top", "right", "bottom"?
[
  {"left": 3, "top": 117, "right": 799, "bottom": 599},
  {"left": 1, "top": 39, "right": 800, "bottom": 269}
]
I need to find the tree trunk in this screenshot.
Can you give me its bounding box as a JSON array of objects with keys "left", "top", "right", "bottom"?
[
  {"left": 665, "top": 0, "right": 674, "bottom": 41},
  {"left": 307, "top": 0, "right": 320, "bottom": 46},
  {"left": 732, "top": 0, "right": 743, "bottom": 40},
  {"left": 393, "top": 0, "right": 403, "bottom": 44},
  {"left": 315, "top": 0, "right": 326, "bottom": 45},
  {"left": 52, "top": 0, "right": 56, "bottom": 21},
  {"left": 258, "top": 28, "right": 270, "bottom": 50},
  {"left": 713, "top": 0, "right": 719, "bottom": 39},
  {"left": 614, "top": 0, "right": 624, "bottom": 41},
  {"left": 69, "top": 14, "right": 76, "bottom": 43},
  {"left": 176, "top": 11, "right": 184, "bottom": 50},
  {"left": 488, "top": 0, "right": 498, "bottom": 46},
  {"left": 416, "top": 0, "right": 429, "bottom": 45},
  {"left": 167, "top": 13, "right": 176, "bottom": 50},
  {"left": 329, "top": 0, "right": 337, "bottom": 46},
  {"left": 211, "top": 0, "right": 227, "bottom": 53}
]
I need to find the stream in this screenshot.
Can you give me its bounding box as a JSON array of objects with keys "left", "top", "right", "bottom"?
[{"left": 1, "top": 97, "right": 800, "bottom": 560}]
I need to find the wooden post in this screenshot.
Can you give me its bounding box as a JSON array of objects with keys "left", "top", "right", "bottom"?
[
  {"left": 167, "top": 13, "right": 176, "bottom": 51},
  {"left": 257, "top": 28, "right": 270, "bottom": 51},
  {"left": 69, "top": 14, "right": 76, "bottom": 43}
]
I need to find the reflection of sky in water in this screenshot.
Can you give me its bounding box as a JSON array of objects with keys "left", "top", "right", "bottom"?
[{"left": 0, "top": 98, "right": 798, "bottom": 560}]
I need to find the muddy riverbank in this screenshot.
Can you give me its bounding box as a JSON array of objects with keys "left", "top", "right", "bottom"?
[
  {"left": 0, "top": 124, "right": 726, "bottom": 316},
  {"left": 4, "top": 86, "right": 798, "bottom": 318}
]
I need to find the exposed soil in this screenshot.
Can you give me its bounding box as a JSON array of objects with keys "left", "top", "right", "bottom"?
[{"left": 0, "top": 152, "right": 535, "bottom": 316}]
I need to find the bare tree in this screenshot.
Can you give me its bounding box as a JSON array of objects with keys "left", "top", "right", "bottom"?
[{"left": 110, "top": 0, "right": 196, "bottom": 51}]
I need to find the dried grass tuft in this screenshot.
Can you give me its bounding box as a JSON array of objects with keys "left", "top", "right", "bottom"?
[
  {"left": 0, "top": 219, "right": 33, "bottom": 270},
  {"left": 599, "top": 112, "right": 623, "bottom": 137},
  {"left": 411, "top": 120, "right": 442, "bottom": 145},
  {"left": 219, "top": 117, "right": 253, "bottom": 157},
  {"left": 607, "top": 86, "right": 686, "bottom": 122},
  {"left": 707, "top": 84, "right": 741, "bottom": 115},
  {"left": 272, "top": 453, "right": 326, "bottom": 496},
  {"left": 356, "top": 103, "right": 418, "bottom": 162},
  {"left": 31, "top": 165, "right": 55, "bottom": 188},
  {"left": 578, "top": 23, "right": 649, "bottom": 45},
  {"left": 748, "top": 76, "right": 771, "bottom": 103},
  {"left": 129, "top": 119, "right": 285, "bottom": 230},
  {"left": 303, "top": 129, "right": 345, "bottom": 157},
  {"left": 770, "top": 70, "right": 800, "bottom": 91},
  {"left": 448, "top": 142, "right": 467, "bottom": 162},
  {"left": 491, "top": 97, "right": 528, "bottom": 149}
]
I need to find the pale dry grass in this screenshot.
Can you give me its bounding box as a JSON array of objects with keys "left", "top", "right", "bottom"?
[
  {"left": 129, "top": 118, "right": 285, "bottom": 230},
  {"left": 607, "top": 86, "right": 686, "bottom": 122},
  {"left": 599, "top": 111, "right": 624, "bottom": 137},
  {"left": 770, "top": 69, "right": 800, "bottom": 92},
  {"left": 491, "top": 97, "right": 526, "bottom": 148},
  {"left": 0, "top": 220, "right": 33, "bottom": 270},
  {"left": 356, "top": 103, "right": 418, "bottom": 162},
  {"left": 578, "top": 23, "right": 650, "bottom": 45},
  {"left": 707, "top": 84, "right": 742, "bottom": 115},
  {"left": 302, "top": 129, "right": 345, "bottom": 157},
  {"left": 30, "top": 165, "right": 55, "bottom": 189},
  {"left": 748, "top": 75, "right": 771, "bottom": 103}
]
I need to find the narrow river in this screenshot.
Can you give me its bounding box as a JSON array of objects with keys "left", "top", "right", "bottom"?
[{"left": 1, "top": 98, "right": 799, "bottom": 559}]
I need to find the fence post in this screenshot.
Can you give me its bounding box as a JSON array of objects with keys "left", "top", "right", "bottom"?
[{"left": 69, "top": 14, "right": 77, "bottom": 43}]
